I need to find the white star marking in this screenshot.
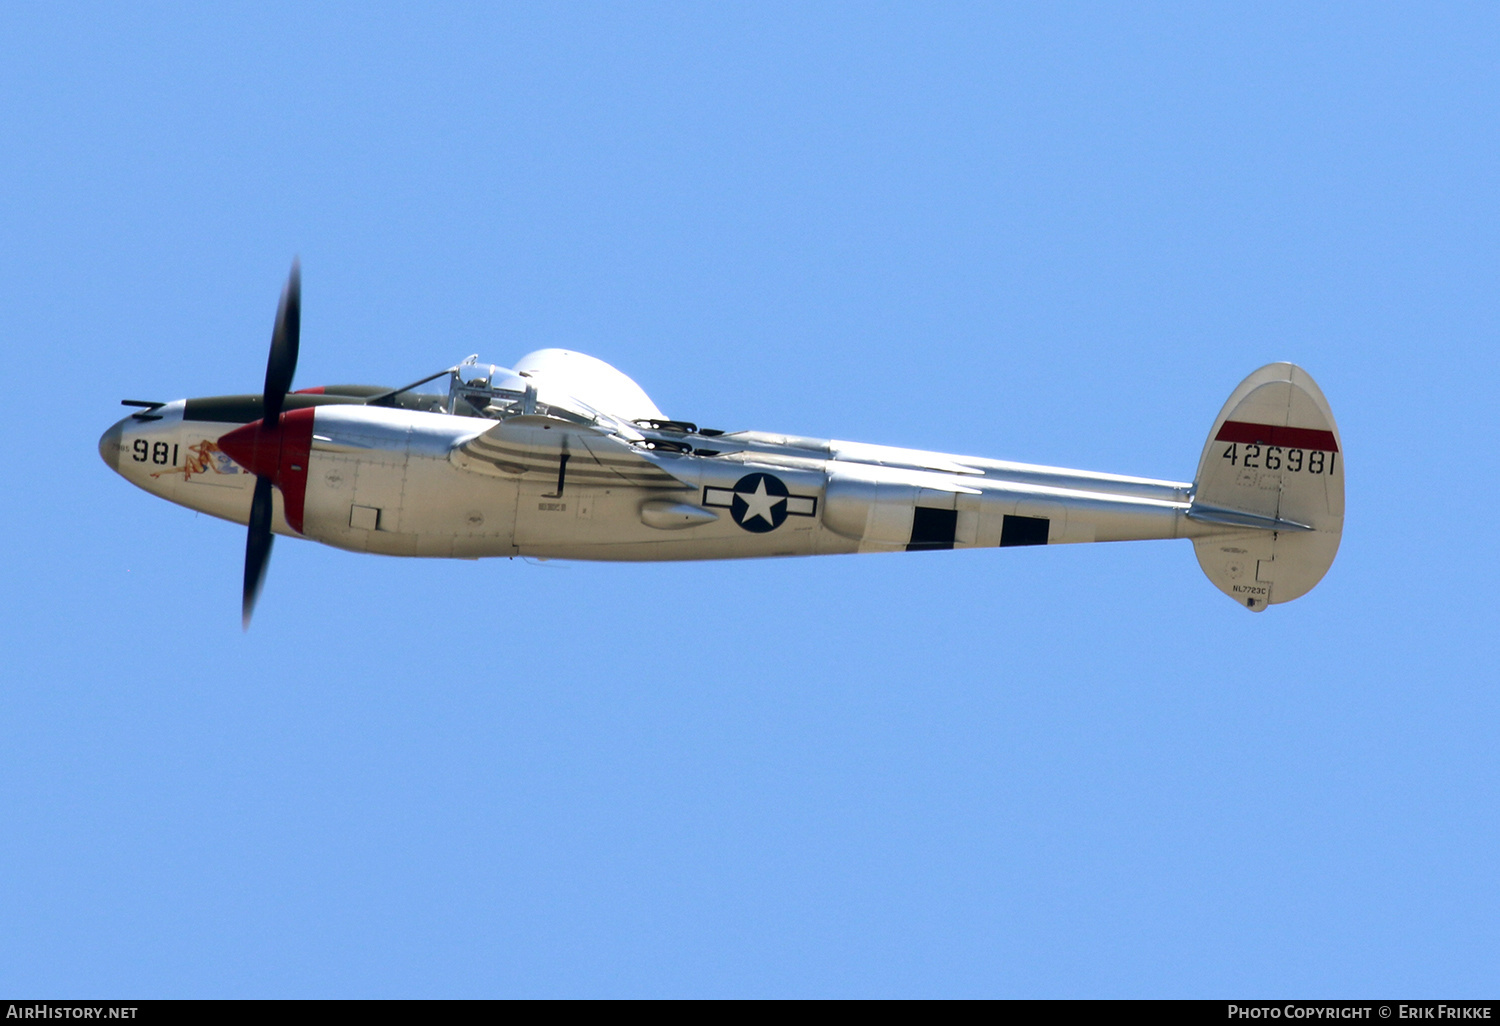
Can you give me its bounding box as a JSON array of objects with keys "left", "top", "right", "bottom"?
[{"left": 737, "top": 477, "right": 786, "bottom": 527}]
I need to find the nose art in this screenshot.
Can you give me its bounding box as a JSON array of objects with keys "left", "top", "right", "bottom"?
[{"left": 98, "top": 420, "right": 125, "bottom": 473}]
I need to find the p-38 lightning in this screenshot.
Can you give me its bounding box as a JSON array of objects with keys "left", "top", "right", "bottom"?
[{"left": 100, "top": 265, "right": 1344, "bottom": 625}]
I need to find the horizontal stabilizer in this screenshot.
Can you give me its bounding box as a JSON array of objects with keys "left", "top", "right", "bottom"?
[{"left": 1186, "top": 503, "right": 1312, "bottom": 532}]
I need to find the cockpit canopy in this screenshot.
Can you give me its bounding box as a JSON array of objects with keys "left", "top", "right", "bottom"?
[
  {"left": 384, "top": 350, "right": 664, "bottom": 428},
  {"left": 378, "top": 359, "right": 602, "bottom": 426}
]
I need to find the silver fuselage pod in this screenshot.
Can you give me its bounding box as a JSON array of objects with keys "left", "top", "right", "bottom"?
[
  {"left": 101, "top": 401, "right": 1209, "bottom": 559},
  {"left": 98, "top": 360, "right": 1343, "bottom": 609}
]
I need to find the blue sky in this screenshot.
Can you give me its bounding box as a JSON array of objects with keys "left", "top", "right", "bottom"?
[{"left": 1, "top": 2, "right": 1496, "bottom": 997}]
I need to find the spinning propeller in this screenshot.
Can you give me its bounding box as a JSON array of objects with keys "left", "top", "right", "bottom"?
[{"left": 215, "top": 261, "right": 302, "bottom": 629}]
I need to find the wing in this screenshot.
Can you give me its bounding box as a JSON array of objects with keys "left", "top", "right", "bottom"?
[{"left": 451, "top": 415, "right": 687, "bottom": 489}]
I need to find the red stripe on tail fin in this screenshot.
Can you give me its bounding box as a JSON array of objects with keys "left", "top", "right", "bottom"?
[{"left": 1214, "top": 420, "right": 1339, "bottom": 452}]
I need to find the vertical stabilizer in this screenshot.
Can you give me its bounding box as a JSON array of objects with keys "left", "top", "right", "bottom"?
[{"left": 1190, "top": 363, "right": 1344, "bottom": 610}]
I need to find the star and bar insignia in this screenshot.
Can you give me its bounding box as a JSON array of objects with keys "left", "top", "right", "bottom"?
[{"left": 702, "top": 473, "right": 818, "bottom": 533}]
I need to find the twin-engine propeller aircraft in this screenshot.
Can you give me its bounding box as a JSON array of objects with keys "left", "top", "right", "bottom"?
[{"left": 100, "top": 264, "right": 1344, "bottom": 626}]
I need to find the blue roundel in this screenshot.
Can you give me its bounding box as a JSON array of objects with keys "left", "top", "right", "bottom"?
[{"left": 729, "top": 473, "right": 790, "bottom": 533}]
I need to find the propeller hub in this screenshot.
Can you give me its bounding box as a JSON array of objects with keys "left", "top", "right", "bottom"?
[{"left": 218, "top": 407, "right": 316, "bottom": 534}]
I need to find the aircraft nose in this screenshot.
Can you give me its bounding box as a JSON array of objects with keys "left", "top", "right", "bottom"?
[{"left": 98, "top": 418, "right": 126, "bottom": 473}]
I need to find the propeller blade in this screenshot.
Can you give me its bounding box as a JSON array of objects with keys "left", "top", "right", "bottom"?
[
  {"left": 243, "top": 475, "right": 275, "bottom": 629},
  {"left": 263, "top": 260, "right": 301, "bottom": 423}
]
